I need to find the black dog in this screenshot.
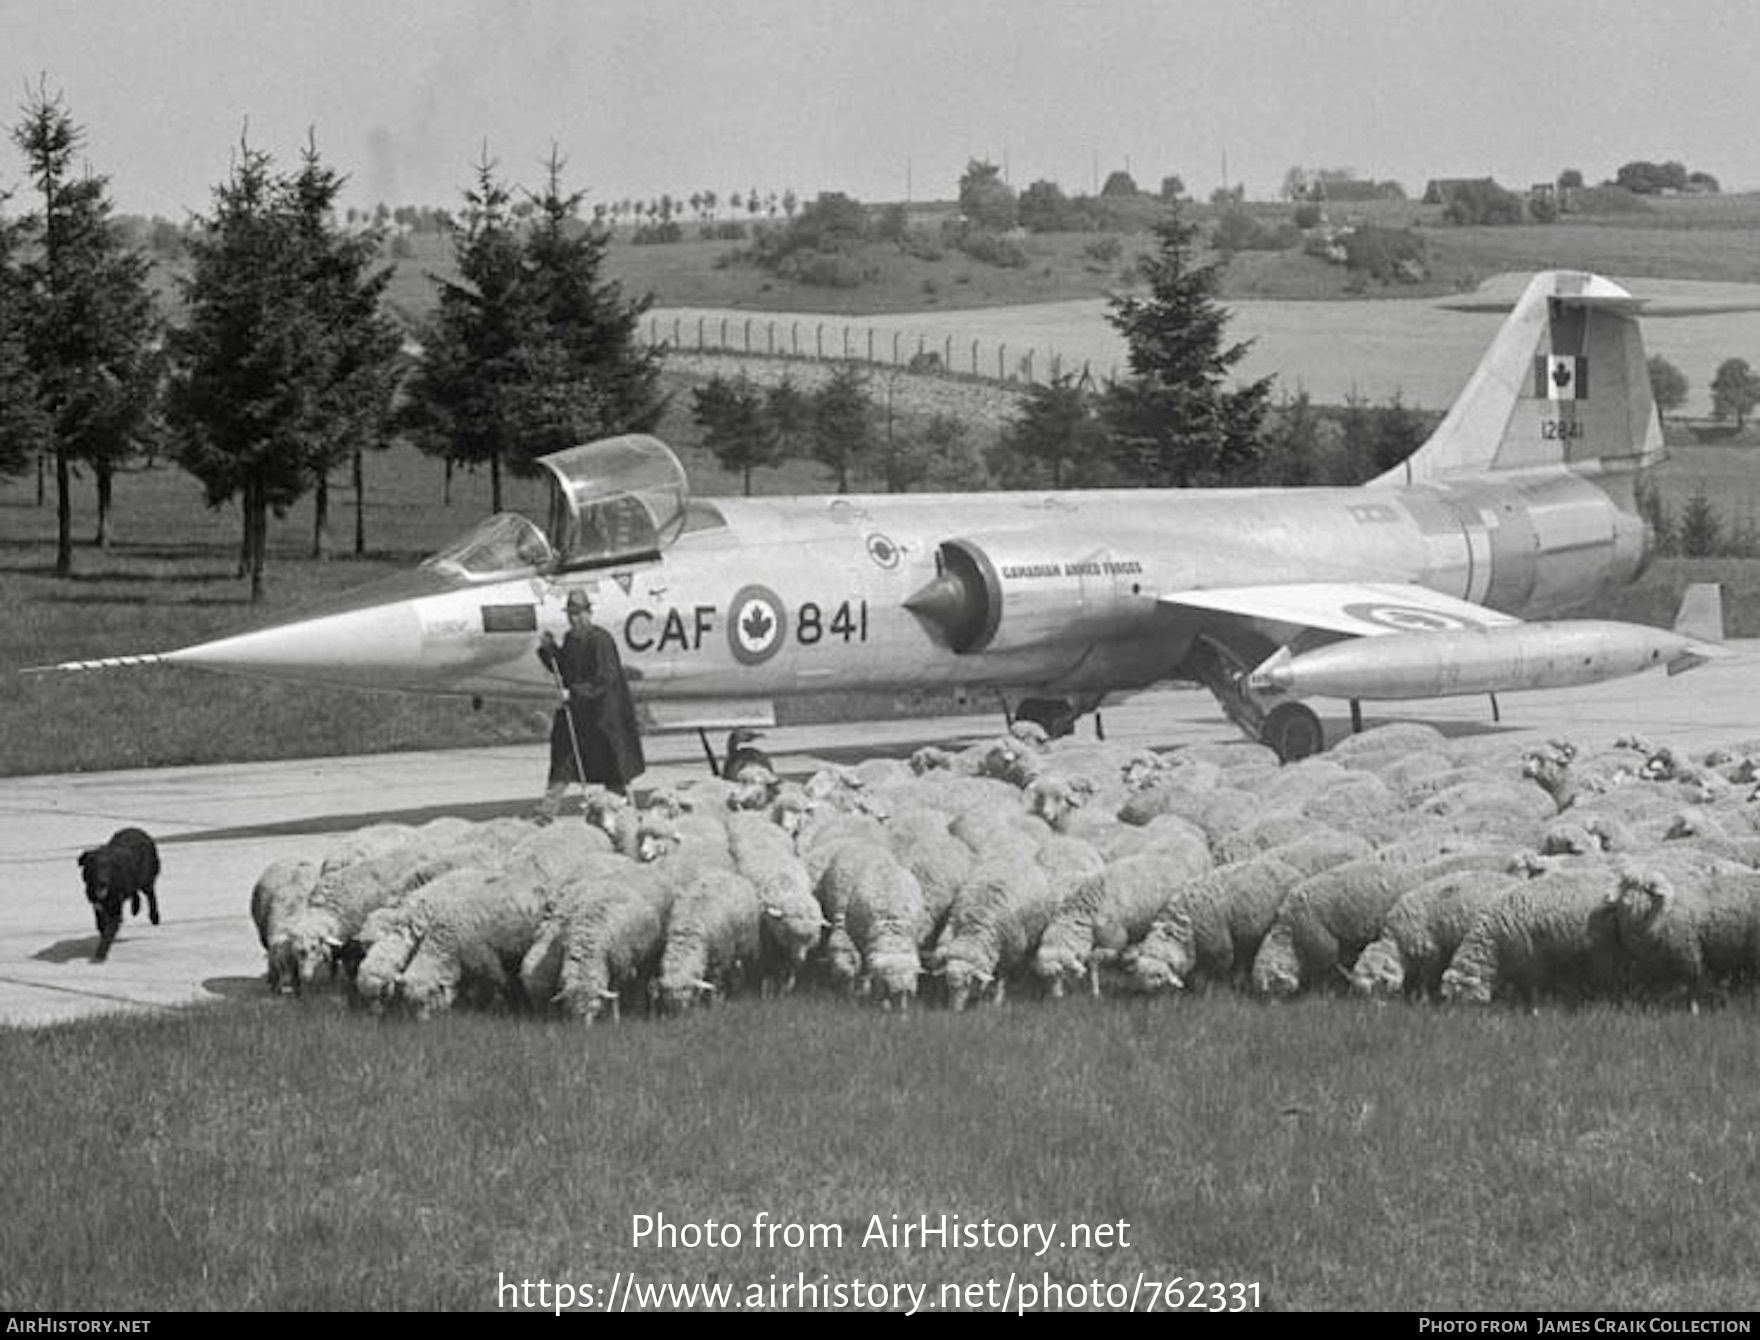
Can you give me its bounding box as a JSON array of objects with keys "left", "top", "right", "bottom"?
[{"left": 77, "top": 827, "right": 161, "bottom": 963}]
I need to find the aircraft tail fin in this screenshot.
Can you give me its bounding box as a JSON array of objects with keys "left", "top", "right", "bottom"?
[
  {"left": 1673, "top": 581, "right": 1725, "bottom": 643},
  {"left": 1372, "top": 271, "right": 1664, "bottom": 486},
  {"left": 1668, "top": 582, "right": 1727, "bottom": 675}
]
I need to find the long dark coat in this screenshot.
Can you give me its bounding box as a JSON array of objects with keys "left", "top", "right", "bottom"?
[{"left": 540, "top": 623, "right": 645, "bottom": 788}]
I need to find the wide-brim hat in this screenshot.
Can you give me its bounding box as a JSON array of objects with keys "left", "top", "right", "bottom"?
[{"left": 565, "top": 589, "right": 593, "bottom": 613}]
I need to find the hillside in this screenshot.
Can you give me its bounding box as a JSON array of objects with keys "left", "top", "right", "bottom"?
[{"left": 379, "top": 192, "right": 1760, "bottom": 325}]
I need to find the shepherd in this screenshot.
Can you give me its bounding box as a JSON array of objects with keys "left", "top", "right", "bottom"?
[{"left": 536, "top": 588, "right": 645, "bottom": 818}]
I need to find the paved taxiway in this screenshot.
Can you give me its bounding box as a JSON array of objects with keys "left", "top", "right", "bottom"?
[{"left": 4, "top": 649, "right": 1757, "bottom": 1028}]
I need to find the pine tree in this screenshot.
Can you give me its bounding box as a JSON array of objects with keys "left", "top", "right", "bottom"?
[
  {"left": 11, "top": 82, "right": 161, "bottom": 572},
  {"left": 692, "top": 373, "right": 778, "bottom": 495},
  {"left": 1101, "top": 203, "right": 1272, "bottom": 486},
  {"left": 401, "top": 152, "right": 528, "bottom": 512},
  {"left": 995, "top": 372, "right": 1107, "bottom": 488},
  {"left": 402, "top": 150, "right": 661, "bottom": 510},
  {"left": 285, "top": 138, "right": 401, "bottom": 558},
  {"left": 167, "top": 137, "right": 403, "bottom": 599},
  {"left": 509, "top": 149, "right": 662, "bottom": 471},
  {"left": 0, "top": 209, "right": 48, "bottom": 483},
  {"left": 811, "top": 364, "right": 875, "bottom": 493}
]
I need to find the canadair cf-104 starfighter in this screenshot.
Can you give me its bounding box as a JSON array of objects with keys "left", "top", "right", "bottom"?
[{"left": 39, "top": 271, "right": 1734, "bottom": 760}]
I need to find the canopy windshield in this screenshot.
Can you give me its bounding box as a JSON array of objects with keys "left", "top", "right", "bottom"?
[
  {"left": 422, "top": 512, "right": 555, "bottom": 581},
  {"left": 538, "top": 435, "right": 690, "bottom": 568}
]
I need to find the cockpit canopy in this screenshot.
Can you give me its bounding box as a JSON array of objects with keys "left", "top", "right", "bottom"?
[
  {"left": 539, "top": 435, "right": 690, "bottom": 569},
  {"left": 419, "top": 435, "right": 691, "bottom": 583}
]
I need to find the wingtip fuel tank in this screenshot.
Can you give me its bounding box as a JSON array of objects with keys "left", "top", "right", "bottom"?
[{"left": 1249, "top": 600, "right": 1727, "bottom": 703}]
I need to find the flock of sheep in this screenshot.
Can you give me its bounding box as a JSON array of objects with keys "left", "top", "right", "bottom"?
[{"left": 248, "top": 720, "right": 1760, "bottom": 1019}]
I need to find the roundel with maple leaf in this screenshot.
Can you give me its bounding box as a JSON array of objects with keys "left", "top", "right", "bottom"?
[{"left": 727, "top": 584, "right": 788, "bottom": 665}]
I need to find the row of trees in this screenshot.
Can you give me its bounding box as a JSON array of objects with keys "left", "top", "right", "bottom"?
[
  {"left": 0, "top": 86, "right": 662, "bottom": 599},
  {"left": 692, "top": 365, "right": 987, "bottom": 495},
  {"left": 703, "top": 203, "right": 1429, "bottom": 495}
]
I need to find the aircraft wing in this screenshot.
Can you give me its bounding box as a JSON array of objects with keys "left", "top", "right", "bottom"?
[{"left": 1161, "top": 582, "right": 1521, "bottom": 638}]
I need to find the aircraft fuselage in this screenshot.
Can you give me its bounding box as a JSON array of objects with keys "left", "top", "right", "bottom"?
[{"left": 177, "top": 465, "right": 1646, "bottom": 725}]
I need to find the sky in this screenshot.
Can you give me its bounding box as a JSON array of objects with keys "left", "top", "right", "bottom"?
[{"left": 5, "top": 0, "right": 1759, "bottom": 220}]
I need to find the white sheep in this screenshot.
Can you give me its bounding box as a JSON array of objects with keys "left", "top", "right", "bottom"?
[
  {"left": 1348, "top": 869, "right": 1525, "bottom": 1000},
  {"left": 886, "top": 824, "right": 973, "bottom": 948},
  {"left": 394, "top": 862, "right": 555, "bottom": 1018},
  {"left": 1126, "top": 855, "right": 1304, "bottom": 993},
  {"left": 315, "top": 822, "right": 418, "bottom": 875},
  {"left": 279, "top": 838, "right": 488, "bottom": 991},
  {"left": 1324, "top": 721, "right": 1453, "bottom": 769},
  {"left": 726, "top": 811, "right": 822, "bottom": 991},
  {"left": 1258, "top": 829, "right": 1375, "bottom": 878},
  {"left": 1660, "top": 810, "right": 1760, "bottom": 866},
  {"left": 841, "top": 847, "right": 930, "bottom": 1007},
  {"left": 550, "top": 868, "right": 675, "bottom": 1021},
  {"left": 1033, "top": 844, "right": 1203, "bottom": 998},
  {"left": 1210, "top": 812, "right": 1333, "bottom": 867},
  {"left": 933, "top": 851, "right": 1058, "bottom": 1010},
  {"left": 249, "top": 857, "right": 318, "bottom": 994},
  {"left": 656, "top": 867, "right": 763, "bottom": 1012},
  {"left": 1438, "top": 859, "right": 1629, "bottom": 1008},
  {"left": 351, "top": 865, "right": 502, "bottom": 1013},
  {"left": 1252, "top": 846, "right": 1517, "bottom": 997},
  {"left": 1605, "top": 858, "right": 1760, "bottom": 1005},
  {"left": 517, "top": 851, "right": 650, "bottom": 1010}
]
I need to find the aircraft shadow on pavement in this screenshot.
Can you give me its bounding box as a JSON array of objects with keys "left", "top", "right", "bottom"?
[
  {"left": 158, "top": 797, "right": 539, "bottom": 845},
  {"left": 153, "top": 714, "right": 1518, "bottom": 849}
]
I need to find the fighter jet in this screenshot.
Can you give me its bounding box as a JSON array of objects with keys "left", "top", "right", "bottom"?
[{"left": 37, "top": 270, "right": 1735, "bottom": 760}]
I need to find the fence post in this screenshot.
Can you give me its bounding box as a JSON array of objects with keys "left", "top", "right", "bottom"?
[
  {"left": 842, "top": 326, "right": 851, "bottom": 360},
  {"left": 943, "top": 335, "right": 950, "bottom": 367},
  {"left": 719, "top": 317, "right": 728, "bottom": 349},
  {"left": 767, "top": 322, "right": 775, "bottom": 356},
  {"left": 744, "top": 317, "right": 751, "bottom": 353},
  {"left": 792, "top": 322, "right": 799, "bottom": 356},
  {"left": 673, "top": 316, "right": 681, "bottom": 346},
  {"left": 816, "top": 323, "right": 824, "bottom": 359},
  {"left": 867, "top": 328, "right": 874, "bottom": 364},
  {"left": 1023, "top": 350, "right": 1034, "bottom": 383},
  {"left": 893, "top": 331, "right": 901, "bottom": 365},
  {"left": 971, "top": 339, "right": 979, "bottom": 376},
  {"left": 697, "top": 317, "right": 705, "bottom": 351},
  {"left": 999, "top": 343, "right": 1007, "bottom": 381}
]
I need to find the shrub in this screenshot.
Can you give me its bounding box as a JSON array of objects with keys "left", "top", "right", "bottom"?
[
  {"left": 630, "top": 220, "right": 683, "bottom": 245},
  {"left": 1084, "top": 236, "right": 1123, "bottom": 263},
  {"left": 956, "top": 229, "right": 1028, "bottom": 269},
  {"left": 1340, "top": 226, "right": 1428, "bottom": 284}
]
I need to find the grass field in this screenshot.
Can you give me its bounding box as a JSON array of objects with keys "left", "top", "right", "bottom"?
[{"left": 4, "top": 992, "right": 1757, "bottom": 1311}]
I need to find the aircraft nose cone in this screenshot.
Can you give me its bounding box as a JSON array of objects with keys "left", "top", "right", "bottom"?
[
  {"left": 903, "top": 573, "right": 969, "bottom": 629},
  {"left": 165, "top": 600, "right": 425, "bottom": 690}
]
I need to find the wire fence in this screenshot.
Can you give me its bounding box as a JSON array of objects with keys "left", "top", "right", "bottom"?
[{"left": 645, "top": 312, "right": 1114, "bottom": 390}]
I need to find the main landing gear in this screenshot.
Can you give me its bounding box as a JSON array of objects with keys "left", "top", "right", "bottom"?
[{"left": 1182, "top": 635, "right": 1327, "bottom": 763}]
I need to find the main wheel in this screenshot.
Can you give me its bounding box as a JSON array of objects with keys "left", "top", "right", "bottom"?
[
  {"left": 1261, "top": 701, "right": 1325, "bottom": 762},
  {"left": 1015, "top": 697, "right": 1077, "bottom": 739}
]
